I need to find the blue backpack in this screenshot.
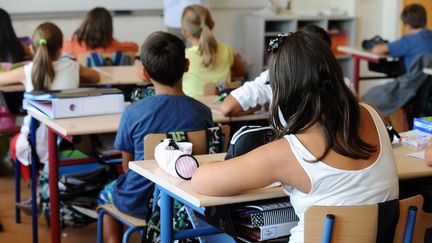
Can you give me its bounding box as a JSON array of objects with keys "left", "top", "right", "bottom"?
[{"left": 85, "top": 51, "right": 133, "bottom": 67}]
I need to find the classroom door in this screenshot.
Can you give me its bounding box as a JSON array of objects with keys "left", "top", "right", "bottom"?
[{"left": 402, "top": 0, "right": 432, "bottom": 34}]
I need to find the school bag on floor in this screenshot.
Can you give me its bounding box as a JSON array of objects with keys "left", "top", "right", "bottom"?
[
  {"left": 39, "top": 150, "right": 116, "bottom": 228},
  {"left": 225, "top": 126, "right": 274, "bottom": 160}
]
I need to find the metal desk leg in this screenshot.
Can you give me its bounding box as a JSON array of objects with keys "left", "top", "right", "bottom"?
[
  {"left": 48, "top": 129, "right": 60, "bottom": 243},
  {"left": 30, "top": 118, "right": 39, "bottom": 243},
  {"left": 160, "top": 188, "right": 174, "bottom": 243}
]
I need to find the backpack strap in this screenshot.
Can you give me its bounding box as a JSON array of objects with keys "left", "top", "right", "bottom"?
[
  {"left": 87, "top": 53, "right": 105, "bottom": 67},
  {"left": 166, "top": 131, "right": 189, "bottom": 142},
  {"left": 112, "top": 51, "right": 124, "bottom": 66},
  {"left": 206, "top": 126, "right": 223, "bottom": 154}
]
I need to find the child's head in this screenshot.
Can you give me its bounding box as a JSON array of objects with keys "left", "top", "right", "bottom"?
[
  {"left": 31, "top": 22, "right": 63, "bottom": 90},
  {"left": 301, "top": 24, "right": 332, "bottom": 47},
  {"left": 181, "top": 4, "right": 217, "bottom": 68},
  {"left": 74, "top": 7, "right": 113, "bottom": 49},
  {"left": 0, "top": 8, "right": 26, "bottom": 63},
  {"left": 401, "top": 4, "right": 427, "bottom": 29},
  {"left": 268, "top": 31, "right": 374, "bottom": 160},
  {"left": 140, "top": 31, "right": 186, "bottom": 87}
]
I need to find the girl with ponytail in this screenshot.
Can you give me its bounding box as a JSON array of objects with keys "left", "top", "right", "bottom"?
[
  {"left": 0, "top": 22, "right": 100, "bottom": 174},
  {"left": 181, "top": 4, "right": 245, "bottom": 97}
]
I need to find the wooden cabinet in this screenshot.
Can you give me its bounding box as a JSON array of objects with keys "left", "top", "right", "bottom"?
[{"left": 242, "top": 14, "right": 356, "bottom": 79}]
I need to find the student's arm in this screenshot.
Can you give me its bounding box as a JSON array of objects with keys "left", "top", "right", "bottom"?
[
  {"left": 231, "top": 54, "right": 246, "bottom": 79},
  {"left": 222, "top": 70, "right": 271, "bottom": 117},
  {"left": 191, "top": 139, "right": 301, "bottom": 196},
  {"left": 121, "top": 151, "right": 134, "bottom": 173},
  {"left": 372, "top": 43, "right": 389, "bottom": 55},
  {"left": 0, "top": 67, "right": 26, "bottom": 86},
  {"left": 79, "top": 65, "right": 100, "bottom": 84},
  {"left": 220, "top": 94, "right": 262, "bottom": 116}
]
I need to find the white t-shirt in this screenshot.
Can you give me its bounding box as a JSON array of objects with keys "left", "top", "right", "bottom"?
[
  {"left": 230, "top": 70, "right": 271, "bottom": 111},
  {"left": 283, "top": 103, "right": 399, "bottom": 243},
  {"left": 163, "top": 0, "right": 202, "bottom": 28},
  {"left": 16, "top": 59, "right": 80, "bottom": 165},
  {"left": 230, "top": 70, "right": 355, "bottom": 112}
]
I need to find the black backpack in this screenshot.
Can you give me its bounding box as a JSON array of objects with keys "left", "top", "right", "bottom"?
[{"left": 225, "top": 126, "right": 274, "bottom": 160}]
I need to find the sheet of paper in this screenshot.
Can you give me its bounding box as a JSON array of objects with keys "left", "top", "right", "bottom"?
[{"left": 407, "top": 151, "right": 426, "bottom": 160}]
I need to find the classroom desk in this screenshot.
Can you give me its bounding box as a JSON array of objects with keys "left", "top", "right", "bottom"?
[
  {"left": 337, "top": 46, "right": 387, "bottom": 94},
  {"left": 27, "top": 95, "right": 266, "bottom": 243},
  {"left": 0, "top": 66, "right": 144, "bottom": 92},
  {"left": 423, "top": 67, "right": 432, "bottom": 75},
  {"left": 196, "top": 95, "right": 268, "bottom": 123},
  {"left": 129, "top": 144, "right": 432, "bottom": 243},
  {"left": 91, "top": 66, "right": 143, "bottom": 86}
]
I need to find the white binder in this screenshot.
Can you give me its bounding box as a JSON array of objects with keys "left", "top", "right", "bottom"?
[{"left": 24, "top": 92, "right": 124, "bottom": 119}]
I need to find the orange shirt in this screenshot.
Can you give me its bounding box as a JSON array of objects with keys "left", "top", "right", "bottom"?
[{"left": 62, "top": 37, "right": 139, "bottom": 58}]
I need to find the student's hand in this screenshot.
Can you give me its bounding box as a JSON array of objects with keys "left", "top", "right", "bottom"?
[
  {"left": 426, "top": 141, "right": 432, "bottom": 167},
  {"left": 220, "top": 94, "right": 264, "bottom": 117},
  {"left": 79, "top": 65, "right": 100, "bottom": 84}
]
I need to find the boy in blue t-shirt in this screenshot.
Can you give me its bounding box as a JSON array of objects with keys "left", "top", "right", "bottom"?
[
  {"left": 372, "top": 4, "right": 432, "bottom": 72},
  {"left": 99, "top": 31, "right": 213, "bottom": 242}
]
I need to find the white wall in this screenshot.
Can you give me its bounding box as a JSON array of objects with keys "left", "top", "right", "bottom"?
[{"left": 10, "top": 0, "right": 402, "bottom": 92}]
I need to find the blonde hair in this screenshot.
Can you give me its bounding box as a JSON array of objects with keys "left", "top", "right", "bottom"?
[
  {"left": 31, "top": 22, "right": 63, "bottom": 90},
  {"left": 182, "top": 4, "right": 217, "bottom": 68}
]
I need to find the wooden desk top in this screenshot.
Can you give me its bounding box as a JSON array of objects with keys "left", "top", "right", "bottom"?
[
  {"left": 0, "top": 66, "right": 144, "bottom": 92},
  {"left": 129, "top": 153, "right": 287, "bottom": 208},
  {"left": 196, "top": 95, "right": 268, "bottom": 123},
  {"left": 423, "top": 68, "right": 432, "bottom": 75},
  {"left": 337, "top": 46, "right": 386, "bottom": 60},
  {"left": 393, "top": 144, "right": 432, "bottom": 180},
  {"left": 28, "top": 108, "right": 122, "bottom": 136},
  {"left": 130, "top": 144, "right": 432, "bottom": 208},
  {"left": 28, "top": 95, "right": 265, "bottom": 137},
  {"left": 92, "top": 66, "right": 144, "bottom": 86}
]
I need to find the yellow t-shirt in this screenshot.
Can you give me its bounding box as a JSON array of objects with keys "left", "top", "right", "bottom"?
[{"left": 183, "top": 41, "right": 234, "bottom": 97}]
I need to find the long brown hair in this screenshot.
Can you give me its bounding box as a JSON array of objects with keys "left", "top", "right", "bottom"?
[
  {"left": 0, "top": 8, "right": 26, "bottom": 63},
  {"left": 182, "top": 4, "right": 217, "bottom": 68},
  {"left": 74, "top": 7, "right": 113, "bottom": 49},
  {"left": 269, "top": 31, "right": 376, "bottom": 161},
  {"left": 31, "top": 22, "right": 63, "bottom": 90}
]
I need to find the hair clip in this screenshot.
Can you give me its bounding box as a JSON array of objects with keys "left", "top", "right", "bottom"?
[{"left": 267, "top": 32, "right": 290, "bottom": 53}]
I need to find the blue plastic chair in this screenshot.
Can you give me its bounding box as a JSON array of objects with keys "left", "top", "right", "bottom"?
[{"left": 304, "top": 195, "right": 424, "bottom": 243}]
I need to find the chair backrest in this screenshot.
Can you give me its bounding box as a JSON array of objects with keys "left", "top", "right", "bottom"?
[
  {"left": 393, "top": 195, "right": 424, "bottom": 243},
  {"left": 304, "top": 195, "right": 424, "bottom": 243},
  {"left": 143, "top": 125, "right": 230, "bottom": 160},
  {"left": 77, "top": 51, "right": 136, "bottom": 67}
]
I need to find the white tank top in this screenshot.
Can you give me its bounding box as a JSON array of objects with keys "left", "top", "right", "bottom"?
[
  {"left": 283, "top": 103, "right": 399, "bottom": 243},
  {"left": 16, "top": 59, "right": 80, "bottom": 165}
]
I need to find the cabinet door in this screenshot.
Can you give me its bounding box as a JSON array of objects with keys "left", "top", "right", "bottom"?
[{"left": 402, "top": 0, "right": 432, "bottom": 34}]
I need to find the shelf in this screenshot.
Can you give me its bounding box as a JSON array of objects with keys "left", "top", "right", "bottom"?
[{"left": 243, "top": 14, "right": 356, "bottom": 79}]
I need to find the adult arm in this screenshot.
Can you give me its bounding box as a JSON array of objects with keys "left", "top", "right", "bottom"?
[{"left": 79, "top": 65, "right": 100, "bottom": 84}]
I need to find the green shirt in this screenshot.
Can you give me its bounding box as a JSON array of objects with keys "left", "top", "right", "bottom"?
[{"left": 183, "top": 41, "right": 234, "bottom": 97}]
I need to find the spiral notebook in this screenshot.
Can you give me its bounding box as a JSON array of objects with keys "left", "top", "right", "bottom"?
[{"left": 232, "top": 198, "right": 299, "bottom": 227}]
